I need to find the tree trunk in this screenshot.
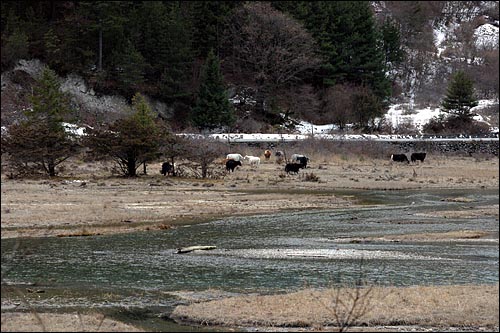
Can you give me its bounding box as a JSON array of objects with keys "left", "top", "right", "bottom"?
[
  {"left": 127, "top": 159, "right": 137, "bottom": 177},
  {"left": 201, "top": 163, "right": 208, "bottom": 178},
  {"left": 98, "top": 23, "right": 103, "bottom": 71},
  {"left": 48, "top": 160, "right": 56, "bottom": 177}
]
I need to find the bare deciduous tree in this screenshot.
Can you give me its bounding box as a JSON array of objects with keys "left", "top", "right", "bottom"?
[
  {"left": 183, "top": 137, "right": 226, "bottom": 178},
  {"left": 472, "top": 49, "right": 499, "bottom": 98},
  {"left": 159, "top": 132, "right": 188, "bottom": 177},
  {"left": 275, "top": 84, "right": 321, "bottom": 125},
  {"left": 312, "top": 258, "right": 388, "bottom": 332},
  {"left": 320, "top": 84, "right": 356, "bottom": 131},
  {"left": 223, "top": 2, "right": 321, "bottom": 121}
]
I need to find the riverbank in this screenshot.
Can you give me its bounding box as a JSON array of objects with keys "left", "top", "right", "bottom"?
[
  {"left": 171, "top": 284, "right": 499, "bottom": 332},
  {"left": 1, "top": 155, "right": 498, "bottom": 332},
  {"left": 1, "top": 155, "right": 498, "bottom": 239}
]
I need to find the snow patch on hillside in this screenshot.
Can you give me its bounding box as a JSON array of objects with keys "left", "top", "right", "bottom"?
[
  {"left": 434, "top": 24, "right": 450, "bottom": 57},
  {"left": 295, "top": 99, "right": 499, "bottom": 135},
  {"left": 385, "top": 104, "right": 443, "bottom": 131},
  {"left": 474, "top": 23, "right": 499, "bottom": 49}
]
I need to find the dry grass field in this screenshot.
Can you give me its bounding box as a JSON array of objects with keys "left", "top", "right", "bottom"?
[
  {"left": 171, "top": 284, "right": 499, "bottom": 331},
  {"left": 1, "top": 153, "right": 499, "bottom": 332},
  {"left": 1, "top": 154, "right": 498, "bottom": 239}
]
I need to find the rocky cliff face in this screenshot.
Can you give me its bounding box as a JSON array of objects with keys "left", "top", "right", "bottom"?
[{"left": 1, "top": 59, "right": 172, "bottom": 127}]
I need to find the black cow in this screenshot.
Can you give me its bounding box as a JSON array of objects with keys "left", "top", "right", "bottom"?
[
  {"left": 291, "top": 154, "right": 309, "bottom": 168},
  {"left": 391, "top": 154, "right": 409, "bottom": 163},
  {"left": 296, "top": 156, "right": 309, "bottom": 168},
  {"left": 411, "top": 152, "right": 427, "bottom": 163},
  {"left": 161, "top": 162, "right": 173, "bottom": 176},
  {"left": 226, "top": 159, "right": 242, "bottom": 172},
  {"left": 285, "top": 163, "right": 302, "bottom": 174}
]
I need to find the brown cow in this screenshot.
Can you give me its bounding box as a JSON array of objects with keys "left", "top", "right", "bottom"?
[{"left": 264, "top": 150, "right": 272, "bottom": 160}]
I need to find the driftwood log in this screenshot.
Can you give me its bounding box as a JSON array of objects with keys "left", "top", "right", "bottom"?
[{"left": 176, "top": 246, "right": 217, "bottom": 254}]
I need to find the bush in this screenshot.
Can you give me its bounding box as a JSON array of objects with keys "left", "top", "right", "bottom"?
[
  {"left": 423, "top": 115, "right": 491, "bottom": 135},
  {"left": 303, "top": 172, "right": 320, "bottom": 182}
]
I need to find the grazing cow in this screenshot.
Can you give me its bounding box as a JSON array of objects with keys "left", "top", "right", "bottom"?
[
  {"left": 285, "top": 163, "right": 302, "bottom": 174},
  {"left": 161, "top": 162, "right": 173, "bottom": 176},
  {"left": 275, "top": 151, "right": 285, "bottom": 164},
  {"left": 411, "top": 152, "right": 427, "bottom": 163},
  {"left": 226, "top": 159, "right": 242, "bottom": 172},
  {"left": 226, "top": 153, "right": 244, "bottom": 162},
  {"left": 264, "top": 150, "right": 272, "bottom": 160},
  {"left": 391, "top": 154, "right": 409, "bottom": 163},
  {"left": 244, "top": 155, "right": 261, "bottom": 166},
  {"left": 291, "top": 154, "right": 309, "bottom": 168},
  {"left": 297, "top": 156, "right": 309, "bottom": 168}
]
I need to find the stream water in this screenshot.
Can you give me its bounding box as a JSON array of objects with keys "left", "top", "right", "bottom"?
[{"left": 1, "top": 188, "right": 498, "bottom": 331}]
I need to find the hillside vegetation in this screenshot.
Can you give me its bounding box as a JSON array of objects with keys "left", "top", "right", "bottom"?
[{"left": 1, "top": 1, "right": 499, "bottom": 133}]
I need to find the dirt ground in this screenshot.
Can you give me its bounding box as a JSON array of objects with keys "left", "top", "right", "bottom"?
[{"left": 1, "top": 154, "right": 499, "bottom": 331}]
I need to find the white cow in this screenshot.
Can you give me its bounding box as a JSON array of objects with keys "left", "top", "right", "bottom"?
[
  {"left": 226, "top": 153, "right": 244, "bottom": 162},
  {"left": 244, "top": 155, "right": 261, "bottom": 166}
]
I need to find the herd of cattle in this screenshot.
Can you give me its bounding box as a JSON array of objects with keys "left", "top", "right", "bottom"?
[
  {"left": 161, "top": 150, "right": 427, "bottom": 176},
  {"left": 391, "top": 152, "right": 427, "bottom": 164},
  {"left": 223, "top": 151, "right": 310, "bottom": 174}
]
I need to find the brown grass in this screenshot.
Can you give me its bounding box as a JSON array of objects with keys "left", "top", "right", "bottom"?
[
  {"left": 1, "top": 155, "right": 498, "bottom": 239},
  {"left": 1, "top": 312, "right": 143, "bottom": 332},
  {"left": 171, "top": 284, "right": 499, "bottom": 331}
]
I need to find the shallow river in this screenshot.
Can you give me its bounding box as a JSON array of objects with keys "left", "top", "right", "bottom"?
[{"left": 2, "top": 188, "right": 498, "bottom": 331}]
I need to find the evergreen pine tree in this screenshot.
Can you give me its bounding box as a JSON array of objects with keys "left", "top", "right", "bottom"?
[
  {"left": 1, "top": 28, "right": 29, "bottom": 68},
  {"left": 112, "top": 40, "right": 146, "bottom": 98},
  {"left": 28, "top": 67, "right": 71, "bottom": 130},
  {"left": 380, "top": 19, "right": 405, "bottom": 70},
  {"left": 441, "top": 70, "right": 478, "bottom": 122},
  {"left": 44, "top": 28, "right": 62, "bottom": 70},
  {"left": 188, "top": 1, "right": 237, "bottom": 58},
  {"left": 158, "top": 4, "right": 193, "bottom": 101},
  {"left": 85, "top": 93, "right": 165, "bottom": 177},
  {"left": 131, "top": 92, "right": 157, "bottom": 129},
  {"left": 275, "top": 1, "right": 391, "bottom": 101},
  {"left": 132, "top": 2, "right": 193, "bottom": 101},
  {"left": 2, "top": 67, "right": 77, "bottom": 177},
  {"left": 192, "top": 49, "right": 235, "bottom": 131},
  {"left": 76, "top": 1, "right": 129, "bottom": 71}
]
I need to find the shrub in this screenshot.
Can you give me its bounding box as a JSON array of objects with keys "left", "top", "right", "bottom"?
[{"left": 304, "top": 172, "right": 320, "bottom": 182}]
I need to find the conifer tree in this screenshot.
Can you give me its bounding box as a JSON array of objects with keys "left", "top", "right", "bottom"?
[
  {"left": 132, "top": 2, "right": 193, "bottom": 101},
  {"left": 275, "top": 1, "right": 391, "bottom": 101},
  {"left": 28, "top": 67, "right": 71, "bottom": 125},
  {"left": 112, "top": 40, "right": 146, "bottom": 98},
  {"left": 188, "top": 1, "right": 237, "bottom": 58},
  {"left": 2, "top": 67, "right": 77, "bottom": 177},
  {"left": 441, "top": 70, "right": 478, "bottom": 122},
  {"left": 381, "top": 19, "right": 405, "bottom": 70},
  {"left": 192, "top": 49, "right": 235, "bottom": 131},
  {"left": 85, "top": 93, "right": 165, "bottom": 177},
  {"left": 1, "top": 28, "right": 29, "bottom": 68},
  {"left": 76, "top": 1, "right": 129, "bottom": 72}
]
